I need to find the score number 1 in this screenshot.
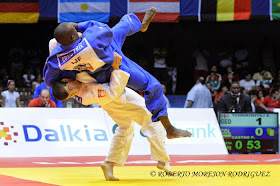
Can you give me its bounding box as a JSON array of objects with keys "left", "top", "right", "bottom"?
[{"left": 256, "top": 118, "right": 262, "bottom": 125}]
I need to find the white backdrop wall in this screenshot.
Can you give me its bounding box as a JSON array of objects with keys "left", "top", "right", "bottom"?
[{"left": 0, "top": 108, "right": 228, "bottom": 157}]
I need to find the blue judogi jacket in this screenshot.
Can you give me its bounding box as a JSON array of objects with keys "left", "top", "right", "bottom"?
[
  {"left": 43, "top": 13, "right": 168, "bottom": 121},
  {"left": 44, "top": 21, "right": 115, "bottom": 87}
]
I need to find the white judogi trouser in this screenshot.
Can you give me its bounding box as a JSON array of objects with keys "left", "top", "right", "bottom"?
[{"left": 103, "top": 88, "right": 170, "bottom": 166}]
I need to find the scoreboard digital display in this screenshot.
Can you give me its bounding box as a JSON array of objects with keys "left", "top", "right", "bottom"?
[{"left": 219, "top": 113, "right": 279, "bottom": 153}]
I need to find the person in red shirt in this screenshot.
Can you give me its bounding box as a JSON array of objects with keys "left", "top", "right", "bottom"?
[
  {"left": 262, "top": 89, "right": 280, "bottom": 111},
  {"left": 214, "top": 85, "right": 229, "bottom": 104},
  {"left": 28, "top": 89, "right": 56, "bottom": 107},
  {"left": 252, "top": 90, "right": 269, "bottom": 113}
]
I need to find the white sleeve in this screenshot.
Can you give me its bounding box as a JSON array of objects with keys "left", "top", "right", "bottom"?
[
  {"left": 85, "top": 70, "right": 130, "bottom": 106},
  {"left": 49, "top": 38, "right": 58, "bottom": 54}
]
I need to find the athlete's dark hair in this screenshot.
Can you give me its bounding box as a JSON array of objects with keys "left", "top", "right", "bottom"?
[
  {"left": 54, "top": 23, "right": 73, "bottom": 46},
  {"left": 52, "top": 81, "right": 69, "bottom": 101}
]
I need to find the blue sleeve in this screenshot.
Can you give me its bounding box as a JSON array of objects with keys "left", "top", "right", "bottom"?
[
  {"left": 33, "top": 85, "right": 42, "bottom": 98},
  {"left": 43, "top": 58, "right": 77, "bottom": 87},
  {"left": 78, "top": 21, "right": 114, "bottom": 69},
  {"left": 55, "top": 100, "right": 63, "bottom": 108},
  {"left": 78, "top": 20, "right": 110, "bottom": 33}
]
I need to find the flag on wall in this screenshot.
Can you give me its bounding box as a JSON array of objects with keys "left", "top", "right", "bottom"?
[
  {"left": 58, "top": 0, "right": 110, "bottom": 23},
  {"left": 0, "top": 0, "right": 39, "bottom": 23},
  {"left": 40, "top": 0, "right": 57, "bottom": 18},
  {"left": 251, "top": 0, "right": 280, "bottom": 20},
  {"left": 180, "top": 0, "right": 199, "bottom": 20},
  {"left": 200, "top": 0, "right": 251, "bottom": 22},
  {"left": 128, "top": 0, "right": 180, "bottom": 22},
  {"left": 271, "top": 0, "right": 280, "bottom": 20}
]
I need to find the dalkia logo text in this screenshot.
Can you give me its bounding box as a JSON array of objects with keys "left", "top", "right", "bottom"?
[
  {"left": 23, "top": 125, "right": 108, "bottom": 142},
  {"left": 0, "top": 122, "right": 18, "bottom": 146}
]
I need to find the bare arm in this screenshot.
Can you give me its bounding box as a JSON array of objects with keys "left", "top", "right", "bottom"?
[
  {"left": 186, "top": 100, "right": 193, "bottom": 108},
  {"left": 16, "top": 97, "right": 21, "bottom": 107},
  {"left": 1, "top": 97, "right": 5, "bottom": 107}
]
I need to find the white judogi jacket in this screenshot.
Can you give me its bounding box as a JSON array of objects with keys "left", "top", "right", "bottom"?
[
  {"left": 75, "top": 70, "right": 153, "bottom": 127},
  {"left": 75, "top": 70, "right": 169, "bottom": 166},
  {"left": 75, "top": 70, "right": 130, "bottom": 106}
]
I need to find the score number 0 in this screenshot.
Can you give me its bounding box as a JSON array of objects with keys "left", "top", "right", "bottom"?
[{"left": 235, "top": 118, "right": 263, "bottom": 150}]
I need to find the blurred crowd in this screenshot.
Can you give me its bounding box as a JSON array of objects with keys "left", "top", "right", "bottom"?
[
  {"left": 192, "top": 47, "right": 280, "bottom": 113},
  {"left": 1, "top": 46, "right": 280, "bottom": 111}
]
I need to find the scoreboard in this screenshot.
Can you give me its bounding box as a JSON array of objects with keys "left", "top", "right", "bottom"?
[{"left": 219, "top": 113, "right": 278, "bottom": 153}]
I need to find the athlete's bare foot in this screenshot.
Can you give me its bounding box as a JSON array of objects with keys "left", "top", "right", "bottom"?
[
  {"left": 101, "top": 161, "right": 119, "bottom": 181},
  {"left": 167, "top": 128, "right": 192, "bottom": 139},
  {"left": 140, "top": 7, "right": 157, "bottom": 32},
  {"left": 157, "top": 161, "right": 175, "bottom": 176}
]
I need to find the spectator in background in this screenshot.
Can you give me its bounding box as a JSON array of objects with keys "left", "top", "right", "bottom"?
[
  {"left": 239, "top": 73, "right": 256, "bottom": 94},
  {"left": 162, "top": 84, "right": 170, "bottom": 108},
  {"left": 206, "top": 82, "right": 217, "bottom": 101},
  {"left": 33, "top": 80, "right": 63, "bottom": 108},
  {"left": 1, "top": 80, "right": 21, "bottom": 107},
  {"left": 271, "top": 70, "right": 280, "bottom": 90},
  {"left": 217, "top": 50, "right": 233, "bottom": 71},
  {"left": 218, "top": 81, "right": 252, "bottom": 113},
  {"left": 184, "top": 77, "right": 213, "bottom": 108},
  {"left": 222, "top": 66, "right": 240, "bottom": 81},
  {"left": 221, "top": 72, "right": 236, "bottom": 90},
  {"left": 253, "top": 68, "right": 272, "bottom": 82},
  {"left": 207, "top": 65, "right": 222, "bottom": 81},
  {"left": 262, "top": 89, "right": 280, "bottom": 111},
  {"left": 256, "top": 70, "right": 272, "bottom": 91},
  {"left": 153, "top": 47, "right": 169, "bottom": 86},
  {"left": 193, "top": 49, "right": 209, "bottom": 80},
  {"left": 214, "top": 85, "right": 228, "bottom": 104},
  {"left": 206, "top": 71, "right": 221, "bottom": 91},
  {"left": 233, "top": 48, "right": 249, "bottom": 72},
  {"left": 32, "top": 74, "right": 43, "bottom": 92},
  {"left": 28, "top": 89, "right": 56, "bottom": 107},
  {"left": 251, "top": 90, "right": 269, "bottom": 113},
  {"left": 22, "top": 68, "right": 35, "bottom": 88}
]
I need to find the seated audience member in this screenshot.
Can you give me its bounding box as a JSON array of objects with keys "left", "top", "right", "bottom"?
[
  {"left": 222, "top": 66, "right": 240, "bottom": 81},
  {"left": 32, "top": 74, "right": 43, "bottom": 92},
  {"left": 206, "top": 71, "right": 221, "bottom": 91},
  {"left": 262, "top": 89, "right": 280, "bottom": 111},
  {"left": 239, "top": 73, "right": 256, "bottom": 93},
  {"left": 251, "top": 90, "right": 269, "bottom": 113},
  {"left": 256, "top": 70, "right": 272, "bottom": 91},
  {"left": 221, "top": 72, "right": 236, "bottom": 90},
  {"left": 218, "top": 81, "right": 252, "bottom": 113},
  {"left": 22, "top": 68, "right": 35, "bottom": 88},
  {"left": 28, "top": 89, "right": 56, "bottom": 107},
  {"left": 206, "top": 65, "right": 222, "bottom": 81},
  {"left": 34, "top": 80, "right": 63, "bottom": 108},
  {"left": 214, "top": 86, "right": 228, "bottom": 104},
  {"left": 1, "top": 80, "right": 21, "bottom": 107},
  {"left": 271, "top": 70, "right": 280, "bottom": 89},
  {"left": 206, "top": 82, "right": 217, "bottom": 101}
]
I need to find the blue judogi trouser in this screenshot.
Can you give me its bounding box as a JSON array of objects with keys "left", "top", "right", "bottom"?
[{"left": 101, "top": 13, "right": 168, "bottom": 121}]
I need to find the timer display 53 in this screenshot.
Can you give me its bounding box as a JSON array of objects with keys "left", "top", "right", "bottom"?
[{"left": 219, "top": 113, "right": 278, "bottom": 153}]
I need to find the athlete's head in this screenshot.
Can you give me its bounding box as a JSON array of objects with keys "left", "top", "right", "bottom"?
[
  {"left": 54, "top": 22, "right": 79, "bottom": 46},
  {"left": 53, "top": 80, "right": 81, "bottom": 101}
]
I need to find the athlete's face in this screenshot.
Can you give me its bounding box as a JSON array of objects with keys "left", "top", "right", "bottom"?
[{"left": 65, "top": 80, "right": 81, "bottom": 98}]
